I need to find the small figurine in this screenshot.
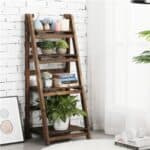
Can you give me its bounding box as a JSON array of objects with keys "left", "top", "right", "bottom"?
[
  {"left": 34, "top": 19, "right": 43, "bottom": 31},
  {"left": 42, "top": 18, "right": 51, "bottom": 30}
]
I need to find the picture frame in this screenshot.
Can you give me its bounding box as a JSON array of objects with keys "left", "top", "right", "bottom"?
[{"left": 0, "top": 96, "right": 24, "bottom": 145}]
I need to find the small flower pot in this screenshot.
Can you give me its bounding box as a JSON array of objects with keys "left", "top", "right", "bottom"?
[
  {"left": 43, "top": 79, "right": 52, "bottom": 88},
  {"left": 57, "top": 48, "right": 67, "bottom": 54},
  {"left": 42, "top": 49, "right": 54, "bottom": 55},
  {"left": 54, "top": 118, "right": 69, "bottom": 131}
]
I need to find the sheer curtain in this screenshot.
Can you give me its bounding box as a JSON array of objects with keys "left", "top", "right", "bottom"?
[{"left": 88, "top": 0, "right": 150, "bottom": 134}]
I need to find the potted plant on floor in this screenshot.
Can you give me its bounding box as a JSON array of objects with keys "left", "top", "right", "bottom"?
[
  {"left": 56, "top": 40, "right": 69, "bottom": 54},
  {"left": 46, "top": 95, "right": 86, "bottom": 131},
  {"left": 38, "top": 41, "right": 55, "bottom": 55},
  {"left": 133, "top": 31, "right": 150, "bottom": 63}
]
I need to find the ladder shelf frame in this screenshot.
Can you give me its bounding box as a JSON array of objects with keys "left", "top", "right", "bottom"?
[{"left": 24, "top": 13, "right": 90, "bottom": 145}]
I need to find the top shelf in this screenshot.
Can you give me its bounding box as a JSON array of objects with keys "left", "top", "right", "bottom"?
[{"left": 35, "top": 30, "right": 73, "bottom": 39}]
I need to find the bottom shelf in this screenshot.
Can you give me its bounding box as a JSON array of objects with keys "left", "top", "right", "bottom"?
[{"left": 31, "top": 125, "right": 87, "bottom": 142}]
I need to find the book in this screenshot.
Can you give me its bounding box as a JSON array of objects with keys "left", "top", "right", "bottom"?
[{"left": 53, "top": 73, "right": 78, "bottom": 87}]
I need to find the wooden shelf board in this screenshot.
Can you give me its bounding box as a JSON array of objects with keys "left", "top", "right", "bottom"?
[
  {"left": 49, "top": 132, "right": 87, "bottom": 142},
  {"left": 30, "top": 54, "right": 77, "bottom": 58},
  {"left": 30, "top": 86, "right": 81, "bottom": 91},
  {"left": 30, "top": 68, "right": 66, "bottom": 75},
  {"left": 30, "top": 86, "right": 81, "bottom": 96},
  {"left": 31, "top": 125, "right": 87, "bottom": 141},
  {"left": 35, "top": 30, "right": 72, "bottom": 34},
  {"left": 35, "top": 32, "right": 73, "bottom": 39},
  {"left": 39, "top": 58, "right": 77, "bottom": 64},
  {"left": 43, "top": 89, "right": 81, "bottom": 96},
  {"left": 30, "top": 54, "right": 78, "bottom": 63}
]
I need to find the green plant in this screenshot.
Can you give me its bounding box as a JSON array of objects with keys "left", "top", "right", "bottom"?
[
  {"left": 46, "top": 95, "right": 86, "bottom": 122},
  {"left": 133, "top": 31, "right": 150, "bottom": 63},
  {"left": 39, "top": 41, "right": 55, "bottom": 49},
  {"left": 56, "top": 40, "right": 68, "bottom": 49}
]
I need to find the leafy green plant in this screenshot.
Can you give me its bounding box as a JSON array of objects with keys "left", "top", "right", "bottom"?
[
  {"left": 56, "top": 40, "right": 68, "bottom": 49},
  {"left": 139, "top": 30, "right": 150, "bottom": 41},
  {"left": 46, "top": 95, "right": 86, "bottom": 122},
  {"left": 133, "top": 31, "right": 150, "bottom": 63},
  {"left": 38, "top": 41, "right": 55, "bottom": 49},
  {"left": 133, "top": 51, "right": 150, "bottom": 63}
]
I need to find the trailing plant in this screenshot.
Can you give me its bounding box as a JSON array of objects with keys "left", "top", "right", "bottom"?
[
  {"left": 56, "top": 40, "right": 68, "bottom": 49},
  {"left": 133, "top": 30, "right": 150, "bottom": 63},
  {"left": 46, "top": 95, "right": 86, "bottom": 122},
  {"left": 38, "top": 41, "right": 55, "bottom": 49}
]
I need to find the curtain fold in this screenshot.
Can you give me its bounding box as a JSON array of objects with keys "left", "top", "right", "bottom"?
[{"left": 88, "top": 0, "right": 150, "bottom": 135}]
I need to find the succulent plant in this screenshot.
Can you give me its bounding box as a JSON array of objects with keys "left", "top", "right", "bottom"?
[
  {"left": 56, "top": 40, "right": 68, "bottom": 49},
  {"left": 38, "top": 41, "right": 55, "bottom": 50}
]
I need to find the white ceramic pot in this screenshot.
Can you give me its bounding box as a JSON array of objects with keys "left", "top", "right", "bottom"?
[
  {"left": 42, "top": 49, "right": 54, "bottom": 55},
  {"left": 57, "top": 48, "right": 67, "bottom": 54},
  {"left": 43, "top": 79, "right": 52, "bottom": 88},
  {"left": 54, "top": 118, "right": 69, "bottom": 131}
]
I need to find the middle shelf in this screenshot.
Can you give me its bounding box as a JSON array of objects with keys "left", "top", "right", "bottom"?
[
  {"left": 30, "top": 54, "right": 78, "bottom": 64},
  {"left": 30, "top": 86, "right": 82, "bottom": 97}
]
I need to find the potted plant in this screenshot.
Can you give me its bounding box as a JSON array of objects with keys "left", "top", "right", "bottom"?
[
  {"left": 38, "top": 41, "right": 55, "bottom": 55},
  {"left": 133, "top": 31, "right": 150, "bottom": 63},
  {"left": 46, "top": 95, "right": 86, "bottom": 131},
  {"left": 56, "top": 40, "right": 68, "bottom": 54}
]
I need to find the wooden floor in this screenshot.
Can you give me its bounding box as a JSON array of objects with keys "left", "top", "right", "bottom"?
[{"left": 1, "top": 131, "right": 113, "bottom": 150}]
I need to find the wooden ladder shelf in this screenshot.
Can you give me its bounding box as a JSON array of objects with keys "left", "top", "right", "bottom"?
[{"left": 24, "top": 14, "right": 91, "bottom": 145}]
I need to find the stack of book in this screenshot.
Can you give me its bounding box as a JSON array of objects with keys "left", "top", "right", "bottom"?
[
  {"left": 115, "top": 136, "right": 150, "bottom": 150},
  {"left": 54, "top": 73, "right": 78, "bottom": 88}
]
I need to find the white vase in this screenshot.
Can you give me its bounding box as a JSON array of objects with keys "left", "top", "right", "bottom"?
[
  {"left": 54, "top": 118, "right": 69, "bottom": 131},
  {"left": 43, "top": 79, "right": 52, "bottom": 88}
]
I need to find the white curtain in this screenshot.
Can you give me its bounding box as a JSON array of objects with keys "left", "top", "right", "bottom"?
[{"left": 88, "top": 0, "right": 150, "bottom": 135}]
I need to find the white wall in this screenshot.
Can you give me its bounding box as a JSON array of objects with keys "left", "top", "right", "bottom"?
[{"left": 0, "top": 0, "right": 88, "bottom": 126}]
